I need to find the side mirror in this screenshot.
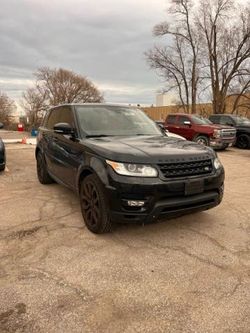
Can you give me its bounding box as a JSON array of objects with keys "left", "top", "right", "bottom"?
[
  {"left": 54, "top": 123, "right": 75, "bottom": 136},
  {"left": 157, "top": 123, "right": 164, "bottom": 129},
  {"left": 183, "top": 120, "right": 191, "bottom": 126},
  {"left": 0, "top": 122, "right": 4, "bottom": 129},
  {"left": 157, "top": 123, "right": 167, "bottom": 135}
]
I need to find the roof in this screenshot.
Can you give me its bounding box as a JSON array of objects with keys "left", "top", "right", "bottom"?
[{"left": 50, "top": 103, "right": 134, "bottom": 109}]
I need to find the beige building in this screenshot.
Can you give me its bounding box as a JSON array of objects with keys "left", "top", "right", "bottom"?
[{"left": 156, "top": 93, "right": 176, "bottom": 107}]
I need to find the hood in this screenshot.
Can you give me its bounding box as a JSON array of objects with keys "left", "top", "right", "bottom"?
[
  {"left": 82, "top": 135, "right": 215, "bottom": 164},
  {"left": 208, "top": 124, "right": 232, "bottom": 130},
  {"left": 198, "top": 124, "right": 232, "bottom": 130},
  {"left": 236, "top": 123, "right": 250, "bottom": 129}
]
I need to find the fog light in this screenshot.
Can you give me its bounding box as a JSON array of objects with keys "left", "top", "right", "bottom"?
[{"left": 127, "top": 200, "right": 145, "bottom": 207}]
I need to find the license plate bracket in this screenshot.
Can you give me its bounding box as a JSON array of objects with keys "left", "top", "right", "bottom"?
[{"left": 185, "top": 179, "right": 204, "bottom": 195}]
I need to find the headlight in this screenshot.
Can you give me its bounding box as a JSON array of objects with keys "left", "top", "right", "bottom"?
[
  {"left": 214, "top": 157, "right": 222, "bottom": 170},
  {"left": 213, "top": 129, "right": 222, "bottom": 138},
  {"left": 106, "top": 160, "right": 158, "bottom": 177}
]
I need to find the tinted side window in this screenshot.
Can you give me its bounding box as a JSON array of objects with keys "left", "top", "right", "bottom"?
[
  {"left": 209, "top": 115, "right": 220, "bottom": 124},
  {"left": 46, "top": 107, "right": 75, "bottom": 130},
  {"left": 220, "top": 116, "right": 234, "bottom": 126},
  {"left": 178, "top": 116, "right": 190, "bottom": 125},
  {"left": 166, "top": 115, "right": 177, "bottom": 124},
  {"left": 59, "top": 107, "right": 75, "bottom": 128},
  {"left": 46, "top": 108, "right": 62, "bottom": 129}
]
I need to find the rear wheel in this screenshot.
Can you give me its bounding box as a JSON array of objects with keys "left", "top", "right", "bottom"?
[
  {"left": 0, "top": 164, "right": 5, "bottom": 171},
  {"left": 80, "top": 174, "right": 112, "bottom": 234},
  {"left": 236, "top": 134, "right": 250, "bottom": 149},
  {"left": 194, "top": 135, "right": 209, "bottom": 146},
  {"left": 36, "top": 151, "right": 54, "bottom": 184}
]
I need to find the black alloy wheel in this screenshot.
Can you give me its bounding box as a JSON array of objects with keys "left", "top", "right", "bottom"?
[
  {"left": 236, "top": 134, "right": 250, "bottom": 149},
  {"left": 80, "top": 174, "right": 112, "bottom": 234},
  {"left": 36, "top": 151, "right": 54, "bottom": 184}
]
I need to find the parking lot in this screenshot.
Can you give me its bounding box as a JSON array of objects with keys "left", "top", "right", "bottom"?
[{"left": 0, "top": 143, "right": 250, "bottom": 333}]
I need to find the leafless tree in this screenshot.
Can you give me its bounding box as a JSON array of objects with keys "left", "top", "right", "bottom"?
[
  {"left": 0, "top": 91, "right": 16, "bottom": 123},
  {"left": 228, "top": 68, "right": 250, "bottom": 114},
  {"left": 21, "top": 86, "right": 47, "bottom": 127},
  {"left": 22, "top": 67, "right": 104, "bottom": 126},
  {"left": 147, "top": 0, "right": 250, "bottom": 115},
  {"left": 196, "top": 0, "right": 250, "bottom": 113},
  {"left": 146, "top": 0, "right": 200, "bottom": 113}
]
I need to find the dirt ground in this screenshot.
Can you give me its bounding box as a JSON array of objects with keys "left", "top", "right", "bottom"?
[{"left": 0, "top": 142, "right": 250, "bottom": 333}]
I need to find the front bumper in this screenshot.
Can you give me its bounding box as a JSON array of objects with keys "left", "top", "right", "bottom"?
[
  {"left": 105, "top": 168, "right": 225, "bottom": 224},
  {"left": 210, "top": 137, "right": 236, "bottom": 149}
]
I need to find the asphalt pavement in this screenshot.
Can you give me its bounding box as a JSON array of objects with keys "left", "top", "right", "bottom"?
[{"left": 0, "top": 141, "right": 250, "bottom": 333}]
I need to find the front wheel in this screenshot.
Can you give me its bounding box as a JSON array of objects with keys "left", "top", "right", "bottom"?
[
  {"left": 218, "top": 143, "right": 229, "bottom": 151},
  {"left": 80, "top": 174, "right": 112, "bottom": 234},
  {"left": 194, "top": 135, "right": 209, "bottom": 146},
  {"left": 236, "top": 134, "right": 250, "bottom": 149}
]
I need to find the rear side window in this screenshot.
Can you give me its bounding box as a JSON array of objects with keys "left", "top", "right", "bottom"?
[{"left": 166, "top": 115, "right": 177, "bottom": 124}]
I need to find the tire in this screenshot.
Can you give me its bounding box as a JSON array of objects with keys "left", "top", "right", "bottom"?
[
  {"left": 235, "top": 134, "right": 250, "bottom": 149},
  {"left": 194, "top": 135, "right": 209, "bottom": 146},
  {"left": 80, "top": 174, "right": 112, "bottom": 234},
  {"left": 36, "top": 151, "right": 54, "bottom": 184},
  {"left": 0, "top": 164, "right": 5, "bottom": 171},
  {"left": 219, "top": 143, "right": 229, "bottom": 151}
]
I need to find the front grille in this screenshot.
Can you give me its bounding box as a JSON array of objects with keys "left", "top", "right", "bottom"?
[
  {"left": 221, "top": 129, "right": 236, "bottom": 138},
  {"left": 158, "top": 159, "right": 213, "bottom": 178}
]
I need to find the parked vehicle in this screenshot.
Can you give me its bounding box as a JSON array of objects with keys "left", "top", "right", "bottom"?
[
  {"left": 36, "top": 104, "right": 224, "bottom": 234},
  {"left": 155, "top": 121, "right": 186, "bottom": 140},
  {"left": 165, "top": 113, "right": 236, "bottom": 150},
  {"left": 0, "top": 123, "right": 6, "bottom": 171},
  {"left": 209, "top": 114, "right": 250, "bottom": 149}
]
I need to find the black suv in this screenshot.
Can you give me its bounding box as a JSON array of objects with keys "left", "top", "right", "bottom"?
[
  {"left": 36, "top": 104, "right": 224, "bottom": 233},
  {"left": 0, "top": 123, "right": 6, "bottom": 171},
  {"left": 209, "top": 114, "right": 250, "bottom": 149}
]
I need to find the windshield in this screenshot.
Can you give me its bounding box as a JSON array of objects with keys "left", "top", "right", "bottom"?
[
  {"left": 75, "top": 105, "right": 162, "bottom": 137},
  {"left": 232, "top": 116, "right": 250, "bottom": 125},
  {"left": 191, "top": 115, "right": 213, "bottom": 125}
]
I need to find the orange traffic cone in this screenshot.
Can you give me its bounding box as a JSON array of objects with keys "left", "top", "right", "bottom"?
[{"left": 21, "top": 137, "right": 27, "bottom": 144}]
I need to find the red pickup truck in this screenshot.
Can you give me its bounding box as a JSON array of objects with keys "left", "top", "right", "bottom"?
[{"left": 164, "top": 113, "right": 236, "bottom": 149}]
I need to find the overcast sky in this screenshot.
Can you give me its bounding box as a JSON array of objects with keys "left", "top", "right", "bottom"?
[{"left": 0, "top": 0, "right": 169, "bottom": 110}]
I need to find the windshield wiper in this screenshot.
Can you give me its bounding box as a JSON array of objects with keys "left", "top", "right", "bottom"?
[
  {"left": 134, "top": 133, "right": 152, "bottom": 136},
  {"left": 85, "top": 134, "right": 114, "bottom": 138}
]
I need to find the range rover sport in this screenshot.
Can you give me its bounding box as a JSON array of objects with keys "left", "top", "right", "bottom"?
[{"left": 36, "top": 104, "right": 224, "bottom": 233}]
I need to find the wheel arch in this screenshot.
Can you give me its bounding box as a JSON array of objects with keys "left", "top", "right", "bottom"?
[
  {"left": 193, "top": 133, "right": 210, "bottom": 140},
  {"left": 35, "top": 146, "right": 42, "bottom": 159},
  {"left": 77, "top": 157, "right": 109, "bottom": 194}
]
